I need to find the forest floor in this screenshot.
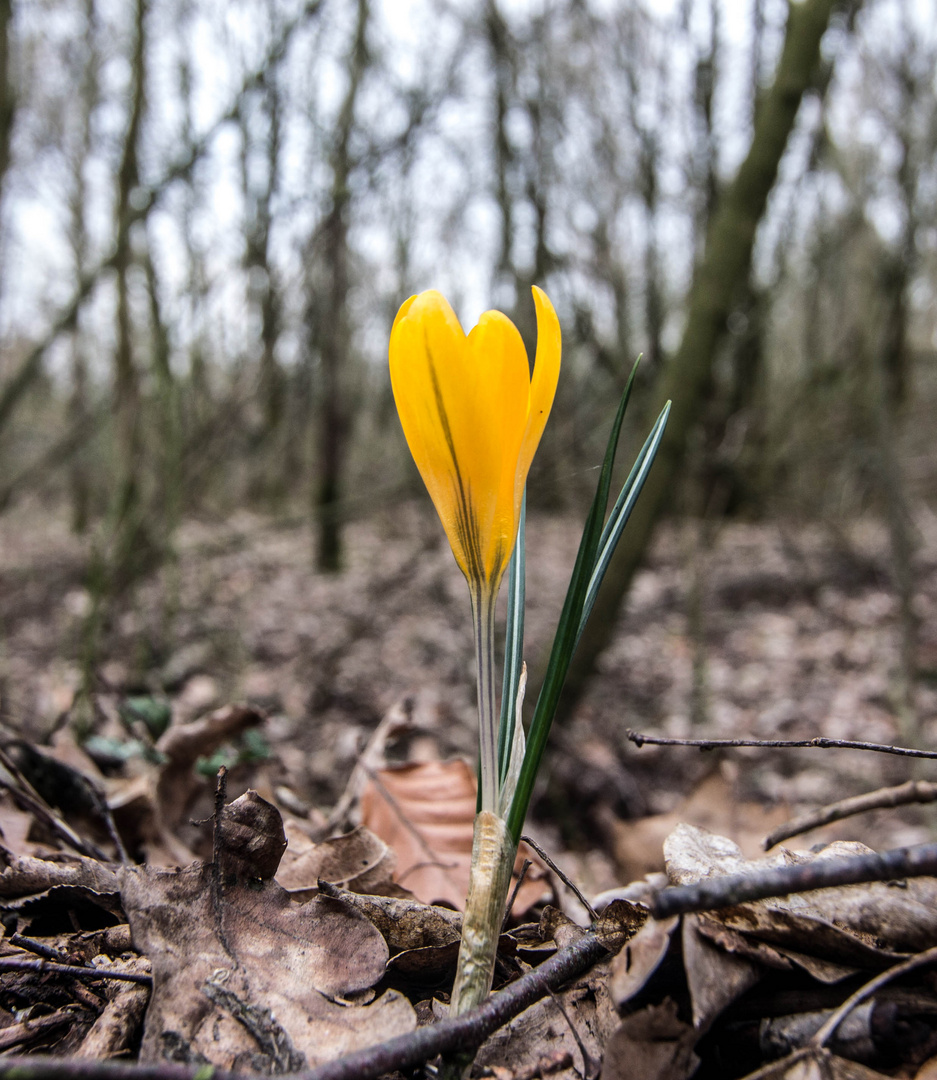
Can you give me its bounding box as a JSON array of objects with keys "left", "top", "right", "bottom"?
[{"left": 2, "top": 498, "right": 937, "bottom": 1077}]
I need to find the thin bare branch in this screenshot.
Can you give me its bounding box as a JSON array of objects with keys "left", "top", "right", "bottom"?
[
  {"left": 0, "top": 957, "right": 151, "bottom": 985},
  {"left": 521, "top": 834, "right": 598, "bottom": 921},
  {"left": 812, "top": 944, "right": 937, "bottom": 1049},
  {"left": 0, "top": 0, "right": 325, "bottom": 435},
  {"left": 627, "top": 729, "right": 937, "bottom": 759},
  {"left": 647, "top": 840, "right": 937, "bottom": 920},
  {"left": 764, "top": 779, "right": 937, "bottom": 850}
]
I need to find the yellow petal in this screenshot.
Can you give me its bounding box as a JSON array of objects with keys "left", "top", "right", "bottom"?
[
  {"left": 514, "top": 286, "right": 561, "bottom": 514},
  {"left": 389, "top": 287, "right": 560, "bottom": 591},
  {"left": 465, "top": 311, "right": 530, "bottom": 581}
]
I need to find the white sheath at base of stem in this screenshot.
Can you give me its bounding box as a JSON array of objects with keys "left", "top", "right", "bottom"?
[{"left": 449, "top": 810, "right": 517, "bottom": 1016}]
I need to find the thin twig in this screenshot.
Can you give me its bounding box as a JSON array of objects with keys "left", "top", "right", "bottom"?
[
  {"left": 0, "top": 746, "right": 109, "bottom": 861},
  {"left": 647, "top": 841, "right": 937, "bottom": 920},
  {"left": 764, "top": 779, "right": 937, "bottom": 849},
  {"left": 0, "top": 932, "right": 610, "bottom": 1080},
  {"left": 811, "top": 944, "right": 937, "bottom": 1049},
  {"left": 544, "top": 987, "right": 600, "bottom": 1080},
  {"left": 0, "top": 957, "right": 152, "bottom": 986},
  {"left": 626, "top": 729, "right": 937, "bottom": 758},
  {"left": 522, "top": 835, "right": 598, "bottom": 921},
  {"left": 502, "top": 859, "right": 532, "bottom": 932},
  {"left": 8, "top": 934, "right": 73, "bottom": 963}
]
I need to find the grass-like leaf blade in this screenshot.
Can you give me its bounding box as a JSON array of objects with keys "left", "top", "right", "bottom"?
[
  {"left": 505, "top": 358, "right": 642, "bottom": 844},
  {"left": 498, "top": 493, "right": 526, "bottom": 787},
  {"left": 577, "top": 400, "right": 671, "bottom": 643}
]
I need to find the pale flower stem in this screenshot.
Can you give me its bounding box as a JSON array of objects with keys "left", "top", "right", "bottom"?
[
  {"left": 449, "top": 810, "right": 517, "bottom": 1016},
  {"left": 471, "top": 589, "right": 499, "bottom": 814}
]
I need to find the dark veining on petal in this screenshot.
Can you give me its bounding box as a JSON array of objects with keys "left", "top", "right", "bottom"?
[{"left": 426, "top": 335, "right": 487, "bottom": 585}]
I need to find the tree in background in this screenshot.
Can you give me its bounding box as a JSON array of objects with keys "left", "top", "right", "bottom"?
[{"left": 0, "top": 0, "right": 934, "bottom": 715}]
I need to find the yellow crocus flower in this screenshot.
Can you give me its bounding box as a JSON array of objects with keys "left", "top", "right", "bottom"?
[
  {"left": 389, "top": 285, "right": 560, "bottom": 815},
  {"left": 389, "top": 286, "right": 561, "bottom": 596}
]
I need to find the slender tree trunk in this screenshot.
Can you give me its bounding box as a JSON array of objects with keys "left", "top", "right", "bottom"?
[
  {"left": 874, "top": 107, "right": 919, "bottom": 736},
  {"left": 313, "top": 0, "right": 369, "bottom": 572},
  {"left": 0, "top": 0, "right": 14, "bottom": 195},
  {"left": 487, "top": 0, "right": 515, "bottom": 296},
  {"left": 107, "top": 0, "right": 150, "bottom": 590},
  {"left": 67, "top": 0, "right": 99, "bottom": 535},
  {"left": 560, "top": 0, "right": 845, "bottom": 708}
]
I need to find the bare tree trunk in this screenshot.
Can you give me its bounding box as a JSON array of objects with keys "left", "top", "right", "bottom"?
[
  {"left": 312, "top": 0, "right": 369, "bottom": 572},
  {"left": 67, "top": 0, "right": 99, "bottom": 535},
  {"left": 107, "top": 0, "right": 151, "bottom": 589},
  {"left": 874, "top": 66, "right": 920, "bottom": 737},
  {"left": 240, "top": 80, "right": 283, "bottom": 444},
  {"left": 560, "top": 0, "right": 845, "bottom": 708},
  {"left": 487, "top": 0, "right": 516, "bottom": 297},
  {"left": 0, "top": 0, "right": 14, "bottom": 194}
]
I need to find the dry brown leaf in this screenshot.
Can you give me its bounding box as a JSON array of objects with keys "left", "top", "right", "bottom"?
[
  {"left": 120, "top": 862, "right": 415, "bottom": 1069},
  {"left": 0, "top": 791, "right": 41, "bottom": 856},
  {"left": 0, "top": 847, "right": 120, "bottom": 897},
  {"left": 682, "top": 912, "right": 762, "bottom": 1031},
  {"left": 740, "top": 1047, "right": 890, "bottom": 1079},
  {"left": 608, "top": 915, "right": 679, "bottom": 1010},
  {"left": 664, "top": 825, "right": 932, "bottom": 967},
  {"left": 154, "top": 703, "right": 264, "bottom": 830},
  {"left": 476, "top": 962, "right": 618, "bottom": 1080},
  {"left": 119, "top": 789, "right": 415, "bottom": 1068},
  {"left": 360, "top": 759, "right": 548, "bottom": 912},
  {"left": 277, "top": 820, "right": 399, "bottom": 896},
  {"left": 600, "top": 999, "right": 699, "bottom": 1080},
  {"left": 322, "top": 887, "right": 462, "bottom": 952}
]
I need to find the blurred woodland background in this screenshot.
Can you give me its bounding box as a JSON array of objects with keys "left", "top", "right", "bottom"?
[{"left": 0, "top": 0, "right": 936, "bottom": 818}]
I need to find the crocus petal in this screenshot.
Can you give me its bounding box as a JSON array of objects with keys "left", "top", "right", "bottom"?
[
  {"left": 465, "top": 311, "right": 530, "bottom": 582},
  {"left": 389, "top": 287, "right": 560, "bottom": 592},
  {"left": 514, "top": 286, "right": 561, "bottom": 514}
]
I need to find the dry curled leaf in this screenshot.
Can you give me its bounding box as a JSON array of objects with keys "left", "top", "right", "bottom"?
[
  {"left": 608, "top": 915, "right": 679, "bottom": 1011},
  {"left": 360, "top": 758, "right": 548, "bottom": 912},
  {"left": 120, "top": 862, "right": 415, "bottom": 1069},
  {"left": 601, "top": 998, "right": 699, "bottom": 1080},
  {"left": 664, "top": 825, "right": 933, "bottom": 968},
  {"left": 276, "top": 821, "right": 399, "bottom": 896},
  {"left": 119, "top": 789, "right": 414, "bottom": 1069}
]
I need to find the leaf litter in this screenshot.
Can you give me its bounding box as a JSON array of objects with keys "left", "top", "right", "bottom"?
[{"left": 2, "top": 508, "right": 937, "bottom": 1074}]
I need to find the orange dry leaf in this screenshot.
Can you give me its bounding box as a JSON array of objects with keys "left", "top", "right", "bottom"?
[{"left": 360, "top": 759, "right": 548, "bottom": 914}]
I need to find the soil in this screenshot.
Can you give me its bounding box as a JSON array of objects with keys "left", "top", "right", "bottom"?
[{"left": 2, "top": 498, "right": 937, "bottom": 886}]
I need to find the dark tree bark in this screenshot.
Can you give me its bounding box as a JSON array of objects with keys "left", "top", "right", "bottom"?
[
  {"left": 105, "top": 0, "right": 155, "bottom": 591},
  {"left": 561, "top": 0, "right": 847, "bottom": 707},
  {"left": 0, "top": 0, "right": 13, "bottom": 193},
  {"left": 312, "top": 0, "right": 370, "bottom": 572}
]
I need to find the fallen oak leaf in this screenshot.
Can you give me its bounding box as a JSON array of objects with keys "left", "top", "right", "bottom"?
[
  {"left": 360, "top": 759, "right": 548, "bottom": 913},
  {"left": 0, "top": 848, "right": 119, "bottom": 897},
  {"left": 317, "top": 881, "right": 462, "bottom": 951},
  {"left": 277, "top": 822, "right": 401, "bottom": 897},
  {"left": 663, "top": 826, "right": 929, "bottom": 969},
  {"left": 119, "top": 789, "right": 415, "bottom": 1070}
]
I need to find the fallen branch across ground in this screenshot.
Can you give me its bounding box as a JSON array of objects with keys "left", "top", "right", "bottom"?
[
  {"left": 764, "top": 778, "right": 937, "bottom": 850},
  {"left": 3, "top": 841, "right": 937, "bottom": 1080},
  {"left": 626, "top": 729, "right": 937, "bottom": 758},
  {"left": 647, "top": 840, "right": 937, "bottom": 919}
]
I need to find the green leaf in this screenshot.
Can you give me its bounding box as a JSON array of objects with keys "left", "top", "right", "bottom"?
[
  {"left": 118, "top": 696, "right": 172, "bottom": 739},
  {"left": 577, "top": 400, "right": 671, "bottom": 643},
  {"left": 497, "top": 493, "right": 526, "bottom": 788},
  {"left": 506, "top": 358, "right": 642, "bottom": 844}
]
